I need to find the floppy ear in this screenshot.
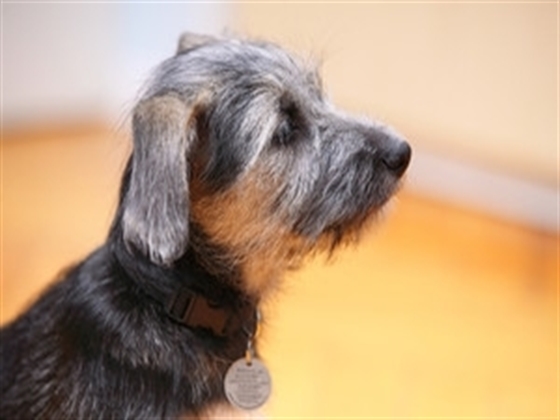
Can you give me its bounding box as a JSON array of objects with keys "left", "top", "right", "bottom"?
[
  {"left": 176, "top": 32, "right": 217, "bottom": 55},
  {"left": 122, "top": 94, "right": 196, "bottom": 266}
]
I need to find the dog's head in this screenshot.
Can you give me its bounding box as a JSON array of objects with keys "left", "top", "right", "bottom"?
[{"left": 120, "top": 33, "right": 411, "bottom": 291}]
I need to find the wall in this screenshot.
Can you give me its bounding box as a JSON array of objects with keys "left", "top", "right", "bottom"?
[
  {"left": 3, "top": 3, "right": 111, "bottom": 123},
  {"left": 2, "top": 2, "right": 231, "bottom": 125},
  {"left": 231, "top": 2, "right": 557, "bottom": 231},
  {"left": 233, "top": 3, "right": 556, "bottom": 185},
  {"left": 2, "top": 3, "right": 557, "bottom": 230}
]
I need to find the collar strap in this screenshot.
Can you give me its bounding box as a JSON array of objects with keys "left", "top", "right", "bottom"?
[
  {"left": 111, "top": 237, "right": 256, "bottom": 339},
  {"left": 166, "top": 288, "right": 257, "bottom": 338}
]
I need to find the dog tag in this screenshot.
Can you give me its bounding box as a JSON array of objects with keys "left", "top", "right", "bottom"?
[{"left": 224, "top": 357, "right": 271, "bottom": 411}]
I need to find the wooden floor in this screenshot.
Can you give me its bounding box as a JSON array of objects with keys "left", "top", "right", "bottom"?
[{"left": 2, "top": 128, "right": 557, "bottom": 418}]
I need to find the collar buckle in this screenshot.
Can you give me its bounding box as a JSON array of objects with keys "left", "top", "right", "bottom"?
[{"left": 166, "top": 288, "right": 256, "bottom": 338}]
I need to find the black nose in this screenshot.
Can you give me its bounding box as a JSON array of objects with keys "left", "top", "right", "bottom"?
[{"left": 381, "top": 141, "right": 412, "bottom": 177}]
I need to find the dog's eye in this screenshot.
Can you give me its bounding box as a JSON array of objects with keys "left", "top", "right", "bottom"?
[
  {"left": 272, "top": 101, "right": 303, "bottom": 148},
  {"left": 272, "top": 118, "right": 296, "bottom": 147}
]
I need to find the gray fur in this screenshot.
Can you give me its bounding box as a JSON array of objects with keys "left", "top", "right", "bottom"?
[
  {"left": 123, "top": 33, "right": 411, "bottom": 264},
  {"left": 0, "top": 33, "right": 411, "bottom": 419},
  {"left": 123, "top": 94, "right": 194, "bottom": 266}
]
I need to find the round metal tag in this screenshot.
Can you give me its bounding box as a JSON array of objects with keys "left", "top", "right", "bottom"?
[{"left": 224, "top": 358, "right": 272, "bottom": 411}]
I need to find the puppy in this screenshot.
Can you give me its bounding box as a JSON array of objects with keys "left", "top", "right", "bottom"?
[{"left": 0, "top": 33, "right": 411, "bottom": 419}]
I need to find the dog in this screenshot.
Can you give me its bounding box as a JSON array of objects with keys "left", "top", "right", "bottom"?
[{"left": 0, "top": 32, "right": 411, "bottom": 419}]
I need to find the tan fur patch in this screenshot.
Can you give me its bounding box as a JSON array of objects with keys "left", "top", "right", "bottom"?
[{"left": 191, "top": 161, "right": 310, "bottom": 298}]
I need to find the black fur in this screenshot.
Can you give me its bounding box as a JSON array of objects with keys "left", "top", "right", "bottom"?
[
  {"left": 1, "top": 163, "right": 253, "bottom": 419},
  {"left": 1, "top": 33, "right": 411, "bottom": 419}
]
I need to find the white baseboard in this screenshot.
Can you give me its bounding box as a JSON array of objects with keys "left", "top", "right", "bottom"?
[{"left": 406, "top": 149, "right": 558, "bottom": 232}]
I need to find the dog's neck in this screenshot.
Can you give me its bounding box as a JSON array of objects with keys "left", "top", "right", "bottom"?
[{"left": 109, "top": 225, "right": 259, "bottom": 341}]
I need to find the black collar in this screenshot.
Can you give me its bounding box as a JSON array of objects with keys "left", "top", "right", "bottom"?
[
  {"left": 111, "top": 237, "right": 258, "bottom": 340},
  {"left": 166, "top": 286, "right": 257, "bottom": 338}
]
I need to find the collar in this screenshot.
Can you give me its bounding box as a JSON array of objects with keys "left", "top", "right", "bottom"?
[
  {"left": 111, "top": 234, "right": 258, "bottom": 339},
  {"left": 166, "top": 287, "right": 258, "bottom": 338}
]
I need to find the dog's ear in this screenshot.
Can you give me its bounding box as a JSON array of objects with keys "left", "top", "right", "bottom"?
[
  {"left": 122, "top": 94, "right": 196, "bottom": 266},
  {"left": 177, "top": 32, "right": 217, "bottom": 55}
]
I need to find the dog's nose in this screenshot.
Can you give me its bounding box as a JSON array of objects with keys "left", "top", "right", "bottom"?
[{"left": 381, "top": 141, "right": 412, "bottom": 177}]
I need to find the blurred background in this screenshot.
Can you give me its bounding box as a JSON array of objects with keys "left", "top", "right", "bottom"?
[{"left": 2, "top": 2, "right": 557, "bottom": 418}]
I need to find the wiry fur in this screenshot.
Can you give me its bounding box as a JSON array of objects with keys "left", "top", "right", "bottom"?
[{"left": 0, "top": 33, "right": 411, "bottom": 419}]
